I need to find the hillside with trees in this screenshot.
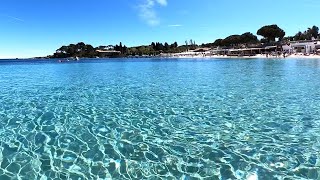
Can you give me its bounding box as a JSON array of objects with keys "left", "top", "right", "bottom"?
[
  {"left": 53, "top": 42, "right": 97, "bottom": 58},
  {"left": 50, "top": 24, "right": 319, "bottom": 58}
]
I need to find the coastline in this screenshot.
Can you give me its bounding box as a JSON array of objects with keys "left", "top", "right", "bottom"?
[
  {"left": 164, "top": 53, "right": 320, "bottom": 59},
  {"left": 1, "top": 54, "right": 320, "bottom": 61}
]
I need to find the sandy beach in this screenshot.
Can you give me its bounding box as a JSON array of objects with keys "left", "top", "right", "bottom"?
[{"left": 164, "top": 53, "right": 320, "bottom": 59}]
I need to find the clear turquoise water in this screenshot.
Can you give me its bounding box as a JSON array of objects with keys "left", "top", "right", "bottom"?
[{"left": 0, "top": 58, "right": 320, "bottom": 179}]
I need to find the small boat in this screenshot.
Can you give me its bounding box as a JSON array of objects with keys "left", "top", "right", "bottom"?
[{"left": 76, "top": 57, "right": 80, "bottom": 61}]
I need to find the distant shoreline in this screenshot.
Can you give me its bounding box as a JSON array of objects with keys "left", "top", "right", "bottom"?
[
  {"left": 164, "top": 54, "right": 320, "bottom": 59},
  {"left": 1, "top": 54, "right": 320, "bottom": 61}
]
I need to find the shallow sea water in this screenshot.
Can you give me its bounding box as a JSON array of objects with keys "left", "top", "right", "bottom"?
[{"left": 0, "top": 58, "right": 320, "bottom": 179}]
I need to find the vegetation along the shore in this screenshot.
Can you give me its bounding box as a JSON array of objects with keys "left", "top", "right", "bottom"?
[{"left": 50, "top": 24, "right": 319, "bottom": 58}]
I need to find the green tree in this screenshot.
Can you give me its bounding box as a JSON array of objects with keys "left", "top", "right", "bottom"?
[
  {"left": 151, "top": 42, "right": 156, "bottom": 50},
  {"left": 294, "top": 31, "right": 303, "bottom": 41},
  {"left": 123, "top": 45, "right": 128, "bottom": 54},
  {"left": 174, "top": 42, "right": 178, "bottom": 48},
  {"left": 164, "top": 42, "right": 169, "bottom": 52},
  {"left": 213, "top": 39, "right": 223, "bottom": 46},
  {"left": 155, "top": 42, "right": 164, "bottom": 51},
  {"left": 240, "top": 32, "right": 258, "bottom": 44},
  {"left": 309, "top": 26, "right": 319, "bottom": 39},
  {"left": 222, "top": 35, "right": 241, "bottom": 46},
  {"left": 257, "top": 24, "right": 285, "bottom": 42}
]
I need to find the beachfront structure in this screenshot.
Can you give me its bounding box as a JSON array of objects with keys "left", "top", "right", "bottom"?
[
  {"left": 316, "top": 44, "right": 320, "bottom": 54},
  {"left": 289, "top": 41, "right": 319, "bottom": 54},
  {"left": 211, "top": 46, "right": 281, "bottom": 57},
  {"left": 211, "top": 48, "right": 228, "bottom": 55},
  {"left": 167, "top": 48, "right": 213, "bottom": 57},
  {"left": 96, "top": 49, "right": 121, "bottom": 57},
  {"left": 167, "top": 40, "right": 320, "bottom": 58},
  {"left": 227, "top": 48, "right": 260, "bottom": 56},
  {"left": 211, "top": 41, "right": 320, "bottom": 57},
  {"left": 192, "top": 47, "right": 211, "bottom": 52}
]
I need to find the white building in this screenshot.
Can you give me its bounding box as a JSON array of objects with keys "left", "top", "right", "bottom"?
[
  {"left": 290, "top": 41, "right": 319, "bottom": 54},
  {"left": 316, "top": 44, "right": 320, "bottom": 54}
]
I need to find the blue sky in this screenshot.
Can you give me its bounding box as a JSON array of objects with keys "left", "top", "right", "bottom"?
[{"left": 0, "top": 0, "right": 319, "bottom": 58}]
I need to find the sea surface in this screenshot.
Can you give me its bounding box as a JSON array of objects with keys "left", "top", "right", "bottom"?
[{"left": 0, "top": 58, "right": 320, "bottom": 180}]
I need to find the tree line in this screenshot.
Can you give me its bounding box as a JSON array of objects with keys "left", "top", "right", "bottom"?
[
  {"left": 52, "top": 41, "right": 183, "bottom": 58},
  {"left": 284, "top": 26, "right": 319, "bottom": 41},
  {"left": 51, "top": 24, "right": 319, "bottom": 58}
]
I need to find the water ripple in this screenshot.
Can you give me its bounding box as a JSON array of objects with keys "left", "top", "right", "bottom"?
[{"left": 0, "top": 59, "right": 320, "bottom": 179}]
